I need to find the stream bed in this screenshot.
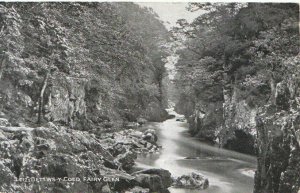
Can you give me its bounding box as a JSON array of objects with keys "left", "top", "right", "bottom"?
[{"left": 136, "top": 109, "right": 257, "bottom": 193}]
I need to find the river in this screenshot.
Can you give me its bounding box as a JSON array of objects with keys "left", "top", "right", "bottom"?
[{"left": 136, "top": 108, "right": 257, "bottom": 193}]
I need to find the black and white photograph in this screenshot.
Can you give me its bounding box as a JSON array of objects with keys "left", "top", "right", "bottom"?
[{"left": 0, "top": 1, "right": 299, "bottom": 193}]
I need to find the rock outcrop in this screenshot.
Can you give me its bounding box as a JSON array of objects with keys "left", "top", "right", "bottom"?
[
  {"left": 132, "top": 168, "right": 173, "bottom": 193},
  {"left": 177, "top": 90, "right": 257, "bottom": 155},
  {"left": 173, "top": 172, "right": 209, "bottom": 190},
  {"left": 177, "top": 56, "right": 300, "bottom": 193},
  {"left": 0, "top": 125, "right": 169, "bottom": 193},
  {"left": 254, "top": 56, "right": 300, "bottom": 193}
]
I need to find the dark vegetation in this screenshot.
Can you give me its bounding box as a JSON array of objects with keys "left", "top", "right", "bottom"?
[
  {"left": 0, "top": 2, "right": 169, "bottom": 131},
  {"left": 173, "top": 3, "right": 300, "bottom": 193}
]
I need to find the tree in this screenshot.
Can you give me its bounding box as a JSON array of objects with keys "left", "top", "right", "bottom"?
[{"left": 174, "top": 3, "right": 299, "bottom": 146}]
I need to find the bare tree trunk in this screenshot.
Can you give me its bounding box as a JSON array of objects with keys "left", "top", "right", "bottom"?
[
  {"left": 158, "top": 74, "right": 163, "bottom": 102},
  {"left": 37, "top": 72, "right": 49, "bottom": 124},
  {"left": 221, "top": 54, "right": 234, "bottom": 147},
  {"left": 269, "top": 73, "right": 276, "bottom": 105},
  {"left": 0, "top": 56, "right": 6, "bottom": 80}
]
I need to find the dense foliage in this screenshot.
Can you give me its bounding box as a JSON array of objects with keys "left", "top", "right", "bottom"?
[
  {"left": 174, "top": 2, "right": 299, "bottom": 144},
  {"left": 0, "top": 2, "right": 169, "bottom": 129}
]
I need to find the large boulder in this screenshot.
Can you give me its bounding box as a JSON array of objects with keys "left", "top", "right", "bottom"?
[
  {"left": 142, "top": 129, "right": 158, "bottom": 144},
  {"left": 116, "top": 150, "right": 137, "bottom": 171},
  {"left": 133, "top": 168, "right": 172, "bottom": 193},
  {"left": 134, "top": 174, "right": 164, "bottom": 192},
  {"left": 173, "top": 172, "right": 209, "bottom": 190}
]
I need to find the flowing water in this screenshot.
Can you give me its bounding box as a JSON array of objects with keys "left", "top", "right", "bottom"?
[{"left": 137, "top": 108, "right": 257, "bottom": 193}]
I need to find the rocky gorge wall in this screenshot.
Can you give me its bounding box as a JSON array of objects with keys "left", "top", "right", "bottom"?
[
  {"left": 175, "top": 55, "right": 300, "bottom": 193},
  {"left": 0, "top": 73, "right": 168, "bottom": 132},
  {"left": 254, "top": 56, "right": 300, "bottom": 193},
  {"left": 175, "top": 83, "right": 257, "bottom": 154}
]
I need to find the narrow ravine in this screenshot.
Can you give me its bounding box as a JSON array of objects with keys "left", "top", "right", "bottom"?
[{"left": 137, "top": 108, "right": 257, "bottom": 193}]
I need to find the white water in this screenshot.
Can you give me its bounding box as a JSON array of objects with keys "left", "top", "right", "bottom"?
[{"left": 137, "top": 108, "right": 256, "bottom": 193}]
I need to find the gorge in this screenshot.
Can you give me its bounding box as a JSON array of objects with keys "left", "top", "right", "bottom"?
[{"left": 0, "top": 2, "right": 299, "bottom": 193}]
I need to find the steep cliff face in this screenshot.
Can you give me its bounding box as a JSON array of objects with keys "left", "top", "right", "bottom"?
[
  {"left": 175, "top": 70, "right": 259, "bottom": 154},
  {"left": 189, "top": 101, "right": 223, "bottom": 141},
  {"left": 178, "top": 84, "right": 258, "bottom": 154},
  {"left": 45, "top": 76, "right": 87, "bottom": 126},
  {"left": 254, "top": 56, "right": 300, "bottom": 193},
  {"left": 177, "top": 55, "right": 300, "bottom": 193}
]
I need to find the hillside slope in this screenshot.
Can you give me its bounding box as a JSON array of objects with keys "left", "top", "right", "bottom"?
[{"left": 0, "top": 2, "right": 169, "bottom": 132}]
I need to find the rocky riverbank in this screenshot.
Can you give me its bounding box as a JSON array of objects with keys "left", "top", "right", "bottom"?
[{"left": 0, "top": 122, "right": 173, "bottom": 193}]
